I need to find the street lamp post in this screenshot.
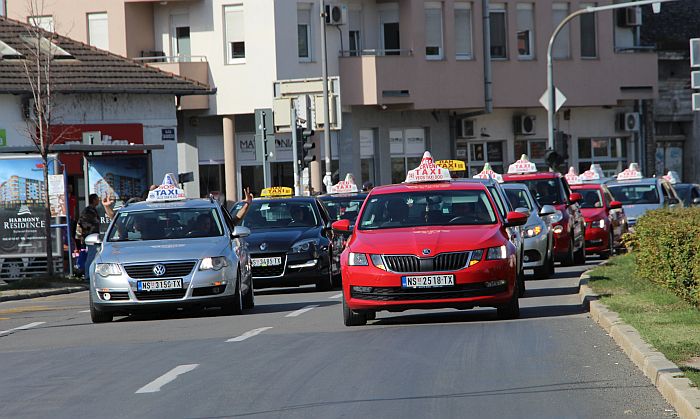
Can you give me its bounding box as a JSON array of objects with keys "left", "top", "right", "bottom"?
[
  {"left": 319, "top": 0, "right": 332, "bottom": 192},
  {"left": 546, "top": 0, "right": 678, "bottom": 151}
]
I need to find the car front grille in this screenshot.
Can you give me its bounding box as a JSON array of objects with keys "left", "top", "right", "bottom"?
[
  {"left": 134, "top": 289, "right": 187, "bottom": 300},
  {"left": 350, "top": 282, "right": 507, "bottom": 301},
  {"left": 383, "top": 252, "right": 471, "bottom": 273},
  {"left": 124, "top": 261, "right": 197, "bottom": 279},
  {"left": 250, "top": 253, "right": 286, "bottom": 278}
]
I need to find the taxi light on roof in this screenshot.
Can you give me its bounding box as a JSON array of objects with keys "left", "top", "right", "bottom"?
[
  {"left": 146, "top": 173, "right": 186, "bottom": 202},
  {"left": 330, "top": 173, "right": 359, "bottom": 194},
  {"left": 616, "top": 163, "right": 643, "bottom": 181},
  {"left": 435, "top": 160, "right": 466, "bottom": 172},
  {"left": 579, "top": 164, "right": 604, "bottom": 182},
  {"left": 404, "top": 151, "right": 452, "bottom": 183},
  {"left": 473, "top": 162, "right": 503, "bottom": 183},
  {"left": 261, "top": 186, "right": 293, "bottom": 197},
  {"left": 507, "top": 154, "right": 538, "bottom": 174},
  {"left": 663, "top": 170, "right": 681, "bottom": 185},
  {"left": 565, "top": 167, "right": 582, "bottom": 185}
]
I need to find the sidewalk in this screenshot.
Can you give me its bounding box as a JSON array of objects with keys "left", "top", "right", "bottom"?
[{"left": 0, "top": 280, "right": 88, "bottom": 302}]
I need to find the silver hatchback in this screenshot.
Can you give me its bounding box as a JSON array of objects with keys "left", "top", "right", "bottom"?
[{"left": 86, "top": 198, "right": 253, "bottom": 323}]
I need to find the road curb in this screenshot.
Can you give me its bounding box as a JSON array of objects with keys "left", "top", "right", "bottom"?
[
  {"left": 579, "top": 270, "right": 700, "bottom": 419},
  {"left": 0, "top": 285, "right": 87, "bottom": 302}
]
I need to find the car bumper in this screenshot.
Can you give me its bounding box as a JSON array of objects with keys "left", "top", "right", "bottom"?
[
  {"left": 523, "top": 233, "right": 549, "bottom": 269},
  {"left": 251, "top": 251, "right": 330, "bottom": 289},
  {"left": 342, "top": 259, "right": 516, "bottom": 312},
  {"left": 584, "top": 226, "right": 609, "bottom": 254}
]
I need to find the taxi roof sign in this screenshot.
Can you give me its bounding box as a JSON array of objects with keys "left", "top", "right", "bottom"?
[
  {"left": 579, "top": 164, "right": 604, "bottom": 182},
  {"left": 405, "top": 151, "right": 452, "bottom": 183},
  {"left": 616, "top": 162, "right": 643, "bottom": 181},
  {"left": 146, "top": 173, "right": 186, "bottom": 202},
  {"left": 330, "top": 173, "right": 359, "bottom": 194},
  {"left": 507, "top": 154, "right": 538, "bottom": 174},
  {"left": 435, "top": 160, "right": 466, "bottom": 172},
  {"left": 565, "top": 167, "right": 581, "bottom": 185},
  {"left": 261, "top": 186, "right": 293, "bottom": 197},
  {"left": 473, "top": 162, "right": 503, "bottom": 183},
  {"left": 663, "top": 170, "right": 681, "bottom": 185}
]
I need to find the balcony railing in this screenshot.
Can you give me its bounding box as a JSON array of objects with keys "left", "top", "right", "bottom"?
[
  {"left": 339, "top": 49, "right": 413, "bottom": 58},
  {"left": 133, "top": 53, "right": 208, "bottom": 64}
]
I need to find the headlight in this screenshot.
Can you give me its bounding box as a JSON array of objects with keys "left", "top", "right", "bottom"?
[
  {"left": 95, "top": 263, "right": 121, "bottom": 277},
  {"left": 469, "top": 249, "right": 484, "bottom": 266},
  {"left": 549, "top": 210, "right": 563, "bottom": 223},
  {"left": 370, "top": 254, "right": 386, "bottom": 270},
  {"left": 291, "top": 239, "right": 317, "bottom": 253},
  {"left": 348, "top": 252, "right": 369, "bottom": 266},
  {"left": 589, "top": 219, "right": 605, "bottom": 229},
  {"left": 553, "top": 225, "right": 564, "bottom": 234},
  {"left": 524, "top": 225, "right": 543, "bottom": 238},
  {"left": 486, "top": 245, "right": 507, "bottom": 260},
  {"left": 200, "top": 256, "right": 229, "bottom": 271}
]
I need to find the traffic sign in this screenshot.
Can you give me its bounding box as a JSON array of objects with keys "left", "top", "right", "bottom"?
[{"left": 539, "top": 87, "right": 567, "bottom": 112}]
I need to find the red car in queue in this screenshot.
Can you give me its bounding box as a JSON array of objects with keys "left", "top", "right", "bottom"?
[
  {"left": 502, "top": 155, "right": 586, "bottom": 266},
  {"left": 334, "top": 152, "right": 528, "bottom": 326},
  {"left": 566, "top": 166, "right": 627, "bottom": 259}
]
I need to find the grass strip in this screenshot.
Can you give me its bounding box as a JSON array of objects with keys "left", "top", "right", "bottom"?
[{"left": 587, "top": 253, "right": 700, "bottom": 388}]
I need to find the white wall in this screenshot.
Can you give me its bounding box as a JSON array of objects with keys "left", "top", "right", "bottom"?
[{"left": 0, "top": 95, "right": 30, "bottom": 147}]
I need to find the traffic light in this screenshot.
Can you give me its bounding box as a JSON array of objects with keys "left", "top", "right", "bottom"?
[
  {"left": 300, "top": 128, "right": 316, "bottom": 167},
  {"left": 545, "top": 148, "right": 567, "bottom": 171}
]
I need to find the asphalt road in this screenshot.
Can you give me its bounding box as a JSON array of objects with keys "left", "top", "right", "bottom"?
[{"left": 0, "top": 260, "right": 676, "bottom": 419}]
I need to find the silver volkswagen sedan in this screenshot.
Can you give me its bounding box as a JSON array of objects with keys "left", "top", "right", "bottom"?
[{"left": 86, "top": 197, "right": 253, "bottom": 323}]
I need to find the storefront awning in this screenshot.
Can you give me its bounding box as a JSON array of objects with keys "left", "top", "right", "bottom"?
[{"left": 0, "top": 144, "right": 164, "bottom": 154}]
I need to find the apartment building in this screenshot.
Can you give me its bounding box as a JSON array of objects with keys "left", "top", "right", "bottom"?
[{"left": 6, "top": 0, "right": 658, "bottom": 200}]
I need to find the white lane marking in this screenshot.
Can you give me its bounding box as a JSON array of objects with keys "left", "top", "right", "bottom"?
[
  {"left": 0, "top": 321, "right": 45, "bottom": 336},
  {"left": 135, "top": 364, "right": 199, "bottom": 394},
  {"left": 79, "top": 310, "right": 90, "bottom": 313},
  {"left": 329, "top": 293, "right": 343, "bottom": 299},
  {"left": 285, "top": 305, "right": 319, "bottom": 317},
  {"left": 226, "top": 327, "right": 273, "bottom": 343}
]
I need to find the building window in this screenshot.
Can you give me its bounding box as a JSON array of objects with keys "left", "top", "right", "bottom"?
[
  {"left": 360, "top": 129, "right": 376, "bottom": 185},
  {"left": 578, "top": 137, "right": 628, "bottom": 176},
  {"left": 552, "top": 3, "right": 570, "bottom": 59},
  {"left": 348, "top": 6, "right": 363, "bottom": 56},
  {"left": 454, "top": 3, "right": 473, "bottom": 60},
  {"left": 224, "top": 4, "right": 245, "bottom": 63},
  {"left": 580, "top": 3, "right": 597, "bottom": 58},
  {"left": 379, "top": 3, "right": 400, "bottom": 55},
  {"left": 515, "top": 139, "right": 548, "bottom": 170},
  {"left": 297, "top": 3, "right": 312, "bottom": 61},
  {"left": 489, "top": 4, "right": 507, "bottom": 59},
  {"left": 424, "top": 2, "right": 443, "bottom": 59},
  {"left": 28, "top": 15, "right": 54, "bottom": 32},
  {"left": 390, "top": 128, "right": 426, "bottom": 184},
  {"left": 87, "top": 12, "right": 109, "bottom": 51},
  {"left": 460, "top": 141, "right": 505, "bottom": 176},
  {"left": 516, "top": 3, "right": 535, "bottom": 59},
  {"left": 1, "top": 0, "right": 6, "bottom": 17}
]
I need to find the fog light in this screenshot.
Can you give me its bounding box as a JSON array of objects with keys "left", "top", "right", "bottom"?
[
  {"left": 553, "top": 225, "right": 564, "bottom": 234},
  {"left": 212, "top": 287, "right": 220, "bottom": 294},
  {"left": 103, "top": 292, "right": 111, "bottom": 301},
  {"left": 484, "top": 280, "right": 507, "bottom": 288},
  {"left": 352, "top": 286, "right": 373, "bottom": 293}
]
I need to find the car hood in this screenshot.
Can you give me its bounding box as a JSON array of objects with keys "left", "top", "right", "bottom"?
[
  {"left": 99, "top": 237, "right": 230, "bottom": 264},
  {"left": 622, "top": 204, "right": 659, "bottom": 221},
  {"left": 350, "top": 225, "right": 505, "bottom": 256},
  {"left": 246, "top": 227, "right": 320, "bottom": 252},
  {"left": 580, "top": 208, "right": 607, "bottom": 221}
]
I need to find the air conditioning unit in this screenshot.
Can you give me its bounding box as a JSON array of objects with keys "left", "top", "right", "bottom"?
[
  {"left": 458, "top": 119, "right": 475, "bottom": 138},
  {"left": 616, "top": 112, "right": 640, "bottom": 132},
  {"left": 514, "top": 115, "right": 536, "bottom": 135},
  {"left": 617, "top": 7, "right": 642, "bottom": 27},
  {"left": 325, "top": 3, "right": 348, "bottom": 25}
]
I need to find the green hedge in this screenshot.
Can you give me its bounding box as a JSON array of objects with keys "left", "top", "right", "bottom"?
[{"left": 633, "top": 208, "right": 700, "bottom": 306}]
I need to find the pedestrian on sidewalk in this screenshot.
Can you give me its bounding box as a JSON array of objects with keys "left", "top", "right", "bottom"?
[{"left": 77, "top": 193, "right": 114, "bottom": 281}]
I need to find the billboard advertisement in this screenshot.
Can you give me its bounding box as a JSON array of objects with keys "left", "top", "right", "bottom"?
[
  {"left": 0, "top": 155, "right": 61, "bottom": 257},
  {"left": 87, "top": 155, "right": 149, "bottom": 233}
]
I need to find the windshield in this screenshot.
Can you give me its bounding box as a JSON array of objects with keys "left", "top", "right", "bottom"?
[
  {"left": 509, "top": 179, "right": 567, "bottom": 206},
  {"left": 107, "top": 208, "right": 223, "bottom": 241},
  {"left": 321, "top": 198, "right": 365, "bottom": 223},
  {"left": 578, "top": 189, "right": 604, "bottom": 209},
  {"left": 358, "top": 190, "right": 497, "bottom": 230},
  {"left": 239, "top": 201, "right": 319, "bottom": 229},
  {"left": 673, "top": 185, "right": 691, "bottom": 202},
  {"left": 504, "top": 188, "right": 534, "bottom": 211},
  {"left": 608, "top": 184, "right": 660, "bottom": 205}
]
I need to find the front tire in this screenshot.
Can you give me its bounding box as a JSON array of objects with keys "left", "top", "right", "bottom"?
[
  {"left": 243, "top": 277, "right": 255, "bottom": 309},
  {"left": 574, "top": 237, "right": 587, "bottom": 265},
  {"left": 497, "top": 281, "right": 520, "bottom": 320},
  {"left": 561, "top": 238, "right": 575, "bottom": 266},
  {"left": 342, "top": 298, "right": 367, "bottom": 326},
  {"left": 90, "top": 294, "right": 113, "bottom": 323},
  {"left": 223, "top": 280, "right": 243, "bottom": 315}
]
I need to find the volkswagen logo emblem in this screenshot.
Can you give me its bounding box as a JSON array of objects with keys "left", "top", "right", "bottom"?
[
  {"left": 422, "top": 248, "right": 431, "bottom": 255},
  {"left": 260, "top": 243, "right": 268, "bottom": 251},
  {"left": 152, "top": 264, "right": 166, "bottom": 277}
]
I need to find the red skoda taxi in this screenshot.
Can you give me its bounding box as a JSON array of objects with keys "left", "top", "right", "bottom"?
[{"left": 334, "top": 152, "right": 528, "bottom": 326}]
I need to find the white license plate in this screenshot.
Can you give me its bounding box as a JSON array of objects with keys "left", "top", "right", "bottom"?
[
  {"left": 251, "top": 257, "right": 282, "bottom": 267},
  {"left": 137, "top": 279, "right": 182, "bottom": 291},
  {"left": 401, "top": 275, "right": 455, "bottom": 288}
]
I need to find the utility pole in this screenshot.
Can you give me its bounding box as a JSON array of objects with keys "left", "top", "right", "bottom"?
[
  {"left": 319, "top": 0, "right": 332, "bottom": 191},
  {"left": 291, "top": 105, "right": 301, "bottom": 196}
]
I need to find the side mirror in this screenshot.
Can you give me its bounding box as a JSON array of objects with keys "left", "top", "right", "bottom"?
[
  {"left": 505, "top": 211, "right": 528, "bottom": 227},
  {"left": 569, "top": 192, "right": 583, "bottom": 204},
  {"left": 332, "top": 219, "right": 351, "bottom": 232},
  {"left": 325, "top": 221, "right": 333, "bottom": 231},
  {"left": 231, "top": 226, "right": 251, "bottom": 238},
  {"left": 514, "top": 207, "right": 531, "bottom": 217},
  {"left": 609, "top": 200, "right": 623, "bottom": 210},
  {"left": 84, "top": 233, "right": 102, "bottom": 246},
  {"left": 693, "top": 197, "right": 700, "bottom": 206},
  {"left": 539, "top": 204, "right": 556, "bottom": 217}
]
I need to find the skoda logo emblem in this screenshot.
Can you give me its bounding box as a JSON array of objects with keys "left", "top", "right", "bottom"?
[
  {"left": 260, "top": 243, "right": 268, "bottom": 251},
  {"left": 422, "top": 248, "right": 431, "bottom": 255},
  {"left": 152, "top": 264, "right": 166, "bottom": 277}
]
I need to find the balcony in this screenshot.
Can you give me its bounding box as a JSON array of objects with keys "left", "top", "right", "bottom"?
[{"left": 134, "top": 55, "right": 210, "bottom": 110}]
